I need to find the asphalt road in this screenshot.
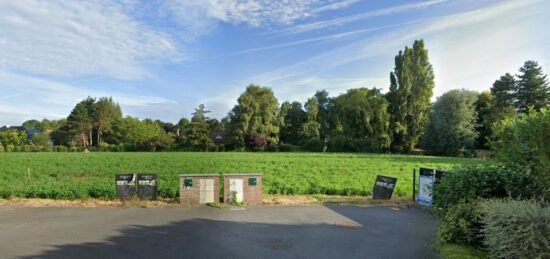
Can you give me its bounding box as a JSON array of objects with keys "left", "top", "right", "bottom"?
[{"left": 0, "top": 205, "right": 439, "bottom": 259}]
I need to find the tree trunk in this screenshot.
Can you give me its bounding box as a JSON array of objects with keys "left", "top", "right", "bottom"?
[
  {"left": 81, "top": 133, "right": 88, "bottom": 150},
  {"left": 89, "top": 127, "right": 93, "bottom": 148},
  {"left": 97, "top": 129, "right": 101, "bottom": 145}
]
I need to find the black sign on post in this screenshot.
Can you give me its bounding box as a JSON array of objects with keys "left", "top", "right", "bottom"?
[
  {"left": 137, "top": 174, "right": 157, "bottom": 200},
  {"left": 373, "top": 175, "right": 397, "bottom": 199},
  {"left": 115, "top": 174, "right": 136, "bottom": 200}
]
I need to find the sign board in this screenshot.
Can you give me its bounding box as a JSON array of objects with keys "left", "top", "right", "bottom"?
[
  {"left": 115, "top": 174, "right": 136, "bottom": 200},
  {"left": 248, "top": 177, "right": 257, "bottom": 186},
  {"left": 137, "top": 174, "right": 157, "bottom": 200},
  {"left": 416, "top": 168, "right": 436, "bottom": 206},
  {"left": 372, "top": 175, "right": 397, "bottom": 199},
  {"left": 184, "top": 178, "right": 193, "bottom": 188}
]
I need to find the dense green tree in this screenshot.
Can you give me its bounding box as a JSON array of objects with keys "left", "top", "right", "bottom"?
[
  {"left": 94, "top": 97, "right": 122, "bottom": 144},
  {"left": 31, "top": 133, "right": 51, "bottom": 147},
  {"left": 206, "top": 118, "right": 223, "bottom": 132},
  {"left": 331, "top": 88, "right": 391, "bottom": 151},
  {"left": 302, "top": 97, "right": 321, "bottom": 140},
  {"left": 313, "top": 90, "right": 332, "bottom": 140},
  {"left": 491, "top": 73, "right": 516, "bottom": 108},
  {"left": 22, "top": 119, "right": 41, "bottom": 130},
  {"left": 474, "top": 91, "right": 494, "bottom": 149},
  {"left": 67, "top": 97, "right": 95, "bottom": 150},
  {"left": 279, "top": 101, "right": 306, "bottom": 145},
  {"left": 111, "top": 117, "right": 173, "bottom": 151},
  {"left": 41, "top": 119, "right": 65, "bottom": 132},
  {"left": 0, "top": 130, "right": 27, "bottom": 149},
  {"left": 176, "top": 117, "right": 190, "bottom": 137},
  {"left": 515, "top": 60, "right": 549, "bottom": 113},
  {"left": 387, "top": 39, "right": 435, "bottom": 152},
  {"left": 422, "top": 89, "right": 479, "bottom": 156},
  {"left": 184, "top": 104, "right": 213, "bottom": 150},
  {"left": 49, "top": 119, "right": 69, "bottom": 146},
  {"left": 160, "top": 122, "right": 176, "bottom": 134},
  {"left": 228, "top": 84, "right": 280, "bottom": 150}
]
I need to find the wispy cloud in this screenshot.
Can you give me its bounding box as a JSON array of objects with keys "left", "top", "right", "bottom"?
[
  {"left": 162, "top": 0, "right": 355, "bottom": 31},
  {"left": 204, "top": 15, "right": 443, "bottom": 59},
  {"left": 281, "top": 0, "right": 448, "bottom": 34},
  {"left": 252, "top": 0, "right": 542, "bottom": 95},
  {"left": 0, "top": 0, "right": 180, "bottom": 80}
]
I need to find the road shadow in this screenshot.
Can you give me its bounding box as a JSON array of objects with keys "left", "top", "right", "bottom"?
[{"left": 18, "top": 206, "right": 439, "bottom": 259}]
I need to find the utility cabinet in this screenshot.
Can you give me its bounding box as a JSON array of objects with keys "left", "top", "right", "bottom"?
[
  {"left": 180, "top": 174, "right": 220, "bottom": 206},
  {"left": 223, "top": 173, "right": 262, "bottom": 205}
]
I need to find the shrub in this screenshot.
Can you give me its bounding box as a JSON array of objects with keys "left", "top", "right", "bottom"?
[
  {"left": 279, "top": 144, "right": 301, "bottom": 152},
  {"left": 245, "top": 133, "right": 267, "bottom": 151},
  {"left": 98, "top": 142, "right": 110, "bottom": 151},
  {"left": 492, "top": 109, "right": 550, "bottom": 199},
  {"left": 53, "top": 145, "right": 68, "bottom": 152},
  {"left": 482, "top": 199, "right": 550, "bottom": 259},
  {"left": 6, "top": 144, "right": 15, "bottom": 152},
  {"left": 0, "top": 145, "right": 4, "bottom": 152},
  {"left": 433, "top": 164, "right": 526, "bottom": 209},
  {"left": 438, "top": 200, "right": 484, "bottom": 245},
  {"left": 301, "top": 139, "right": 323, "bottom": 152}
]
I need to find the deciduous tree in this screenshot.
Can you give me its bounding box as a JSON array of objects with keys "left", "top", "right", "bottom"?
[
  {"left": 422, "top": 89, "right": 479, "bottom": 156},
  {"left": 229, "top": 84, "right": 280, "bottom": 150},
  {"left": 387, "top": 39, "right": 434, "bottom": 152}
]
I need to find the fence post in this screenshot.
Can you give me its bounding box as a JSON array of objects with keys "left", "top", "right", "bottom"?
[{"left": 412, "top": 169, "right": 416, "bottom": 202}]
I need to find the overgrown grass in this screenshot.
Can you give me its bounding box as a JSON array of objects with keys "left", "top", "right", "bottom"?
[
  {"left": 0, "top": 152, "right": 488, "bottom": 200},
  {"left": 437, "top": 242, "right": 488, "bottom": 259}
]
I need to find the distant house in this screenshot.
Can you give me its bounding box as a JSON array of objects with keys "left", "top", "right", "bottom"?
[{"left": 211, "top": 131, "right": 226, "bottom": 146}]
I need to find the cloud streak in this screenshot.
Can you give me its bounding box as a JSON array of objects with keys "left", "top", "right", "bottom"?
[
  {"left": 251, "top": 0, "right": 543, "bottom": 95},
  {"left": 281, "top": 0, "right": 448, "bottom": 34},
  {"left": 0, "top": 0, "right": 180, "bottom": 80}
]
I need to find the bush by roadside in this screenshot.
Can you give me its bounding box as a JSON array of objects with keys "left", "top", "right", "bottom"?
[
  {"left": 482, "top": 199, "right": 549, "bottom": 259},
  {"left": 433, "top": 165, "right": 525, "bottom": 209},
  {"left": 492, "top": 109, "right": 550, "bottom": 200},
  {"left": 438, "top": 201, "right": 484, "bottom": 246}
]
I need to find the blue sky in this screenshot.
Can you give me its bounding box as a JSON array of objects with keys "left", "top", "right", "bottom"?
[{"left": 0, "top": 0, "right": 549, "bottom": 125}]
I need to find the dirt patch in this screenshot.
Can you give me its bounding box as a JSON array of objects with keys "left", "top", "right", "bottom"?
[
  {"left": 262, "top": 195, "right": 320, "bottom": 205},
  {"left": 0, "top": 198, "right": 176, "bottom": 208},
  {"left": 1, "top": 195, "right": 414, "bottom": 207},
  {"left": 262, "top": 195, "right": 414, "bottom": 206}
]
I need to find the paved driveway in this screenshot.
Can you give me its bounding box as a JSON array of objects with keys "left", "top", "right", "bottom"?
[{"left": 0, "top": 205, "right": 439, "bottom": 259}]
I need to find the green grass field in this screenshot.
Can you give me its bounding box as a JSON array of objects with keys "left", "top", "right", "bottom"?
[{"left": 0, "top": 152, "right": 488, "bottom": 200}]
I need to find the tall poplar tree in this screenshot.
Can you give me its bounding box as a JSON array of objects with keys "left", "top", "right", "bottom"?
[{"left": 387, "top": 39, "right": 434, "bottom": 152}]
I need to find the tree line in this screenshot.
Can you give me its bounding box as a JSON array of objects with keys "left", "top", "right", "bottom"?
[{"left": 1, "top": 39, "right": 548, "bottom": 155}]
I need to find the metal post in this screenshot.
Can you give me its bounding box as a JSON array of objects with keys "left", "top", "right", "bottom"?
[{"left": 412, "top": 169, "right": 416, "bottom": 202}]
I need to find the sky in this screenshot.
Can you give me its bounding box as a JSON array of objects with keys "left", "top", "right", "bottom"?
[{"left": 0, "top": 0, "right": 549, "bottom": 125}]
